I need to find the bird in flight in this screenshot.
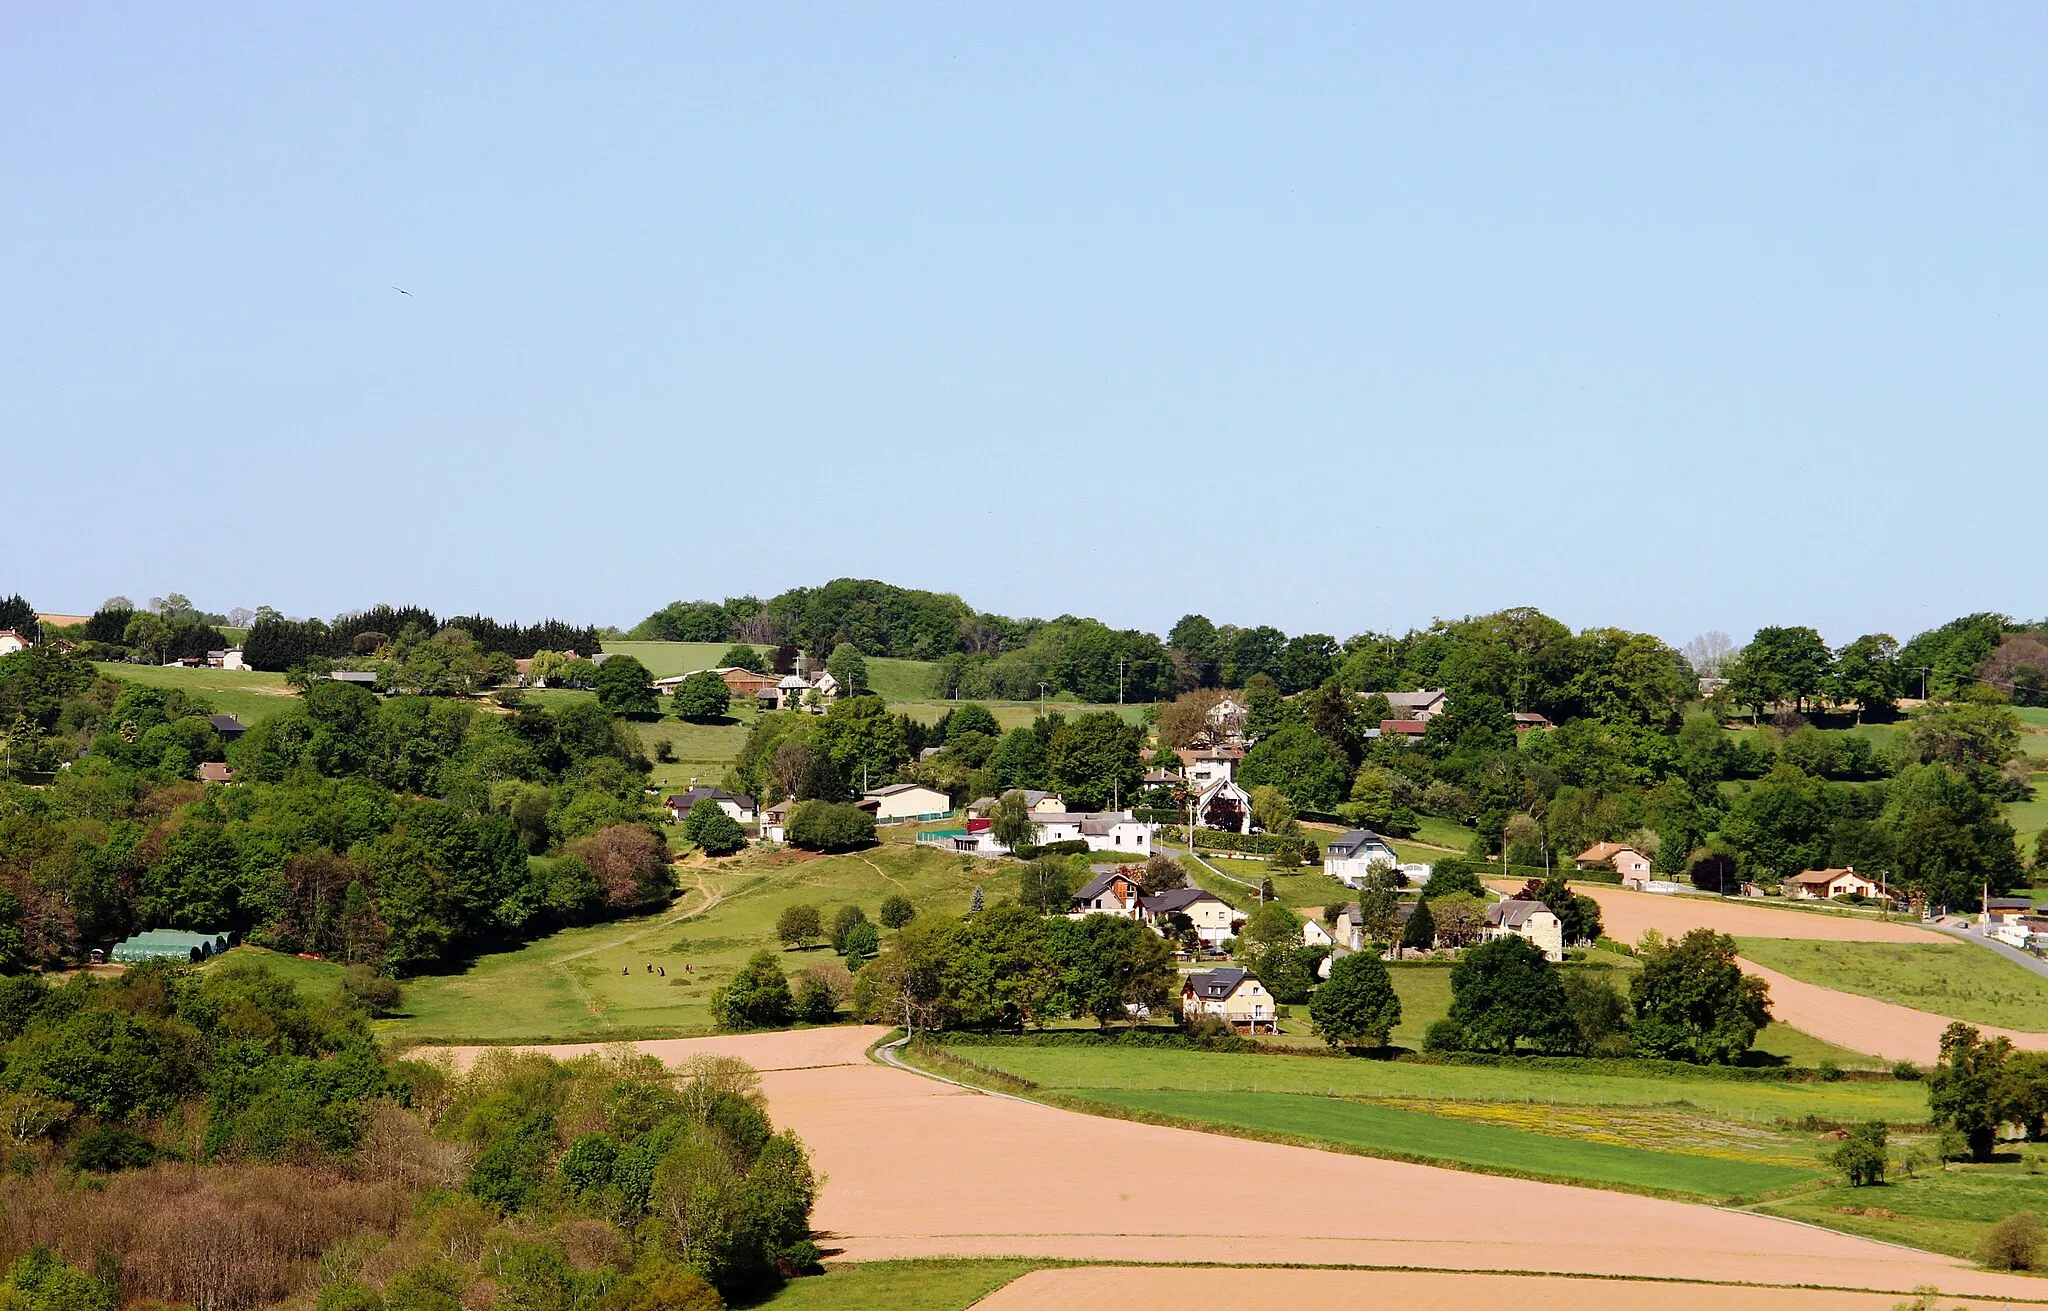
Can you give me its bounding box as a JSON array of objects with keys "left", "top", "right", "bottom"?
[{"left": 391, "top": 286, "right": 412, "bottom": 296}]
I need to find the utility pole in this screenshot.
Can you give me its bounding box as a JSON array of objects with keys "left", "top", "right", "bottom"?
[
  {"left": 1117, "top": 658, "right": 1126, "bottom": 706},
  {"left": 1037, "top": 682, "right": 1049, "bottom": 718}
]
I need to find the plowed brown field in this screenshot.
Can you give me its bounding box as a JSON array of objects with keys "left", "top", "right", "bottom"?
[{"left": 466, "top": 1026, "right": 2046, "bottom": 1301}]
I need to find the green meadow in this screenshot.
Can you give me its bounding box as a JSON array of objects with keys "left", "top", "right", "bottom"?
[
  {"left": 384, "top": 843, "right": 986, "bottom": 1047},
  {"left": 1070, "top": 1087, "right": 1818, "bottom": 1198},
  {"left": 90, "top": 661, "right": 298, "bottom": 726},
  {"left": 1735, "top": 938, "right": 2048, "bottom": 1033}
]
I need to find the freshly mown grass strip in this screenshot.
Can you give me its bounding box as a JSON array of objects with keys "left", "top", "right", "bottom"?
[
  {"left": 1736, "top": 937, "right": 2048, "bottom": 1033},
  {"left": 961, "top": 1045, "right": 1930, "bottom": 1122},
  {"left": 1069, "top": 1088, "right": 1818, "bottom": 1198},
  {"left": 752, "top": 1259, "right": 1049, "bottom": 1311}
]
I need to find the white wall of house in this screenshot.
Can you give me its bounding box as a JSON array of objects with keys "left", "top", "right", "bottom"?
[
  {"left": 1327, "top": 849, "right": 1400, "bottom": 889},
  {"left": 867, "top": 786, "right": 951, "bottom": 822}
]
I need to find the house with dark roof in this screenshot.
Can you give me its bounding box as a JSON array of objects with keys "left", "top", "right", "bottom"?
[
  {"left": 666, "top": 787, "right": 757, "bottom": 824},
  {"left": 1139, "top": 887, "right": 1238, "bottom": 948},
  {"left": 1181, "top": 967, "right": 1275, "bottom": 1033},
  {"left": 1324, "top": 829, "right": 1400, "bottom": 888},
  {"left": 1070, "top": 867, "right": 1145, "bottom": 918},
  {"left": 207, "top": 714, "right": 247, "bottom": 743}
]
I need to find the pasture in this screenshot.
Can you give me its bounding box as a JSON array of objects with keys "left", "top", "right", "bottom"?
[
  {"left": 385, "top": 842, "right": 985, "bottom": 1046},
  {"left": 90, "top": 661, "right": 298, "bottom": 726},
  {"left": 1068, "top": 1087, "right": 1818, "bottom": 1198},
  {"left": 1757, "top": 1155, "right": 2048, "bottom": 1260},
  {"left": 1735, "top": 938, "right": 2048, "bottom": 1033}
]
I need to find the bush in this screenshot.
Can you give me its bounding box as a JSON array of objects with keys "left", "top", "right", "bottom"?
[
  {"left": 341, "top": 964, "right": 403, "bottom": 1017},
  {"left": 671, "top": 671, "right": 731, "bottom": 721},
  {"left": 1979, "top": 1211, "right": 2043, "bottom": 1270},
  {"left": 682, "top": 798, "right": 746, "bottom": 855},
  {"left": 839, "top": 920, "right": 879, "bottom": 966},
  {"left": 795, "top": 973, "right": 839, "bottom": 1024},
  {"left": 1421, "top": 1018, "right": 1466, "bottom": 1052},
  {"left": 68, "top": 1126, "right": 157, "bottom": 1173},
  {"left": 785, "top": 801, "right": 875, "bottom": 852},
  {"left": 1310, "top": 952, "right": 1402, "bottom": 1049},
  {"left": 710, "top": 950, "right": 796, "bottom": 1030},
  {"left": 1892, "top": 1059, "right": 1923, "bottom": 1081},
  {"left": 878, "top": 894, "right": 915, "bottom": 928},
  {"left": 1014, "top": 839, "right": 1090, "bottom": 860}
]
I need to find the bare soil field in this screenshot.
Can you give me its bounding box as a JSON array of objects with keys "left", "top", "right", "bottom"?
[
  {"left": 1739, "top": 958, "right": 2048, "bottom": 1063},
  {"left": 973, "top": 1267, "right": 2033, "bottom": 1311},
  {"left": 495, "top": 1027, "right": 2045, "bottom": 1301},
  {"left": 1571, "top": 885, "right": 1945, "bottom": 946}
]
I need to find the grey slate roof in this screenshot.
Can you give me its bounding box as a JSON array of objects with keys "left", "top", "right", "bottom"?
[
  {"left": 1325, "top": 829, "right": 1395, "bottom": 861},
  {"left": 1073, "top": 869, "right": 1138, "bottom": 903},
  {"left": 1183, "top": 967, "right": 1249, "bottom": 1000},
  {"left": 668, "top": 786, "right": 755, "bottom": 810},
  {"left": 1141, "top": 887, "right": 1224, "bottom": 914}
]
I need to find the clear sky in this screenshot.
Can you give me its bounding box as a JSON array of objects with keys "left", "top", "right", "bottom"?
[{"left": 4, "top": 3, "right": 2042, "bottom": 648}]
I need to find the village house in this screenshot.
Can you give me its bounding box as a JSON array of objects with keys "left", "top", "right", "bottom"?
[
  {"left": 1141, "top": 887, "right": 1239, "bottom": 948},
  {"left": 1205, "top": 696, "right": 1248, "bottom": 741},
  {"left": 1378, "top": 719, "right": 1427, "bottom": 740},
  {"left": 1069, "top": 867, "right": 1145, "bottom": 918},
  {"left": 1781, "top": 867, "right": 1880, "bottom": 901},
  {"left": 1031, "top": 811, "right": 1154, "bottom": 858},
  {"left": 1512, "top": 712, "right": 1553, "bottom": 732},
  {"left": 1308, "top": 901, "right": 1422, "bottom": 953},
  {"left": 1181, "top": 967, "right": 1275, "bottom": 1033},
  {"left": 1576, "top": 842, "right": 1655, "bottom": 890},
  {"left": 759, "top": 799, "right": 794, "bottom": 843},
  {"left": 1324, "top": 829, "right": 1401, "bottom": 888},
  {"left": 197, "top": 761, "right": 235, "bottom": 784},
  {"left": 966, "top": 790, "right": 1067, "bottom": 818},
  {"left": 1485, "top": 899, "right": 1565, "bottom": 961},
  {"left": 1192, "top": 777, "right": 1254, "bottom": 834},
  {"left": 0, "top": 631, "right": 31, "bottom": 656},
  {"left": 207, "top": 714, "right": 247, "bottom": 743},
  {"left": 666, "top": 787, "right": 757, "bottom": 825},
  {"left": 655, "top": 667, "right": 780, "bottom": 701},
  {"left": 1381, "top": 689, "right": 1449, "bottom": 721},
  {"left": 1175, "top": 746, "right": 1243, "bottom": 790},
  {"left": 861, "top": 783, "right": 952, "bottom": 823},
  {"left": 1985, "top": 897, "right": 2035, "bottom": 924}
]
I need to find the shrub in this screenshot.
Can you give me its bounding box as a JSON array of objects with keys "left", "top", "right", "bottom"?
[
  {"left": 785, "top": 801, "right": 875, "bottom": 852},
  {"left": 1979, "top": 1211, "right": 2043, "bottom": 1270},
  {"left": 1892, "top": 1059, "right": 1923, "bottom": 1081},
  {"left": 878, "top": 894, "right": 915, "bottom": 928},
  {"left": 1013, "top": 839, "right": 1090, "bottom": 860},
  {"left": 839, "top": 920, "right": 879, "bottom": 966},
  {"left": 795, "top": 974, "right": 839, "bottom": 1025},
  {"left": 341, "top": 965, "right": 403, "bottom": 1017},
  {"left": 68, "top": 1126, "right": 157, "bottom": 1173},
  {"left": 710, "top": 950, "right": 795, "bottom": 1030}
]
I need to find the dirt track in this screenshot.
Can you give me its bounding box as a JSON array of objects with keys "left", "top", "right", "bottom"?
[
  {"left": 974, "top": 1267, "right": 2029, "bottom": 1310},
  {"left": 1569, "top": 884, "right": 1945, "bottom": 945},
  {"left": 490, "top": 1026, "right": 2043, "bottom": 1302}
]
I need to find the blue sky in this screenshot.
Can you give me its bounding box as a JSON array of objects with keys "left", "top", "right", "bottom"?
[{"left": 4, "top": 3, "right": 2042, "bottom": 647}]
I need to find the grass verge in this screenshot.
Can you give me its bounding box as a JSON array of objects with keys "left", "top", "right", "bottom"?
[{"left": 748, "top": 1259, "right": 1049, "bottom": 1310}]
